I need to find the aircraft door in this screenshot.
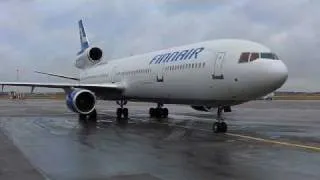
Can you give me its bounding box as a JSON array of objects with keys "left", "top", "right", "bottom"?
[
  {"left": 153, "top": 63, "right": 165, "bottom": 82},
  {"left": 212, "top": 52, "right": 225, "bottom": 80},
  {"left": 111, "top": 66, "right": 119, "bottom": 83}
]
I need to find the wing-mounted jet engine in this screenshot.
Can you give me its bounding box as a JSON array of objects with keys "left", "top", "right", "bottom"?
[{"left": 66, "top": 89, "right": 98, "bottom": 120}]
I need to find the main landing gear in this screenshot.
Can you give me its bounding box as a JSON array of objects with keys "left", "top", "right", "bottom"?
[
  {"left": 79, "top": 109, "right": 98, "bottom": 122},
  {"left": 212, "top": 106, "right": 228, "bottom": 133},
  {"left": 149, "top": 103, "right": 169, "bottom": 118},
  {"left": 116, "top": 99, "right": 128, "bottom": 123}
]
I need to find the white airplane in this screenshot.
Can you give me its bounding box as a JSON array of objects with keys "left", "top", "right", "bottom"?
[{"left": 0, "top": 20, "right": 288, "bottom": 133}]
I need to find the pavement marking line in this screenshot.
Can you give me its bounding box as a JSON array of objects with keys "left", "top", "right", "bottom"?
[
  {"left": 129, "top": 117, "right": 320, "bottom": 152},
  {"left": 145, "top": 120, "right": 320, "bottom": 152},
  {"left": 226, "top": 133, "right": 320, "bottom": 152}
]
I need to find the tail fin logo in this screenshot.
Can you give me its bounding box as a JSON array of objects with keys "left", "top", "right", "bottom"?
[{"left": 78, "top": 20, "right": 89, "bottom": 52}]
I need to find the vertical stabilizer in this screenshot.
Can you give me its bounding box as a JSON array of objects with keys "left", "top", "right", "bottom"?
[{"left": 78, "top": 19, "right": 90, "bottom": 54}]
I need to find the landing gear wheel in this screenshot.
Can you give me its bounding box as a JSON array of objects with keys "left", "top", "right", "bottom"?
[
  {"left": 116, "top": 107, "right": 128, "bottom": 124},
  {"left": 149, "top": 108, "right": 155, "bottom": 118},
  {"left": 212, "top": 106, "right": 228, "bottom": 133},
  {"left": 212, "top": 122, "right": 218, "bottom": 133},
  {"left": 149, "top": 105, "right": 169, "bottom": 118},
  {"left": 116, "top": 108, "right": 123, "bottom": 119},
  {"left": 123, "top": 108, "right": 129, "bottom": 119},
  {"left": 163, "top": 108, "right": 169, "bottom": 118},
  {"left": 220, "top": 122, "right": 227, "bottom": 133},
  {"left": 223, "top": 106, "right": 232, "bottom": 112},
  {"left": 116, "top": 108, "right": 121, "bottom": 118},
  {"left": 212, "top": 122, "right": 228, "bottom": 133},
  {"left": 155, "top": 108, "right": 162, "bottom": 118}
]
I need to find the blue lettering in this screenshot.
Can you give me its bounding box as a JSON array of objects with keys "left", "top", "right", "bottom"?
[
  {"left": 150, "top": 47, "right": 205, "bottom": 64},
  {"left": 183, "top": 48, "right": 195, "bottom": 60},
  {"left": 158, "top": 53, "right": 171, "bottom": 64},
  {"left": 175, "top": 50, "right": 189, "bottom": 61},
  {"left": 187, "top": 47, "right": 204, "bottom": 59},
  {"left": 163, "top": 52, "right": 175, "bottom": 63},
  {"left": 155, "top": 54, "right": 165, "bottom": 64},
  {"left": 169, "top": 52, "right": 180, "bottom": 62},
  {"left": 149, "top": 55, "right": 162, "bottom": 64}
]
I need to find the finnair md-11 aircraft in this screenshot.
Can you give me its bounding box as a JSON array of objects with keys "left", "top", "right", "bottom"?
[{"left": 0, "top": 20, "right": 288, "bottom": 133}]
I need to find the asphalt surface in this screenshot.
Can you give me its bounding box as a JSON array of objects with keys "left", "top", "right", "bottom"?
[{"left": 0, "top": 99, "right": 319, "bottom": 180}]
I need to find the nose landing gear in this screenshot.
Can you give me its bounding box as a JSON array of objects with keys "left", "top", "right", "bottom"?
[{"left": 212, "top": 106, "right": 228, "bottom": 133}]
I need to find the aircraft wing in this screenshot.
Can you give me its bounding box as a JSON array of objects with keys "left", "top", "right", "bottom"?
[
  {"left": 0, "top": 82, "right": 124, "bottom": 94},
  {"left": 34, "top": 71, "right": 80, "bottom": 81}
]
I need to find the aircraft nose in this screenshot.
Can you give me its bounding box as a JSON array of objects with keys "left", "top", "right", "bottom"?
[{"left": 270, "top": 60, "right": 288, "bottom": 88}]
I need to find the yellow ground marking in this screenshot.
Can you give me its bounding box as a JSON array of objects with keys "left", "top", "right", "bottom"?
[
  {"left": 130, "top": 118, "right": 320, "bottom": 152},
  {"left": 226, "top": 133, "right": 320, "bottom": 152}
]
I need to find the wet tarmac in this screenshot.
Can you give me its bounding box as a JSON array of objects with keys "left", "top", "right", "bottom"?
[{"left": 0, "top": 99, "right": 319, "bottom": 180}]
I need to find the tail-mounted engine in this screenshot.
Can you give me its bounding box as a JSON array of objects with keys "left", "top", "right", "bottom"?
[
  {"left": 75, "top": 47, "right": 103, "bottom": 69},
  {"left": 66, "top": 89, "right": 96, "bottom": 114}
]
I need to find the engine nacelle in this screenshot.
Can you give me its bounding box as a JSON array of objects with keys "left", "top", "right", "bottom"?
[
  {"left": 191, "top": 106, "right": 213, "bottom": 112},
  {"left": 75, "top": 47, "right": 103, "bottom": 69},
  {"left": 66, "top": 89, "right": 96, "bottom": 114}
]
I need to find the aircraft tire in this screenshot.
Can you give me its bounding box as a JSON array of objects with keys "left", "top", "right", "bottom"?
[
  {"left": 223, "top": 106, "right": 232, "bottom": 112},
  {"left": 212, "top": 122, "right": 228, "bottom": 133},
  {"left": 220, "top": 122, "right": 227, "bottom": 133},
  {"left": 116, "top": 108, "right": 122, "bottom": 119},
  {"left": 123, "top": 108, "right": 129, "bottom": 119},
  {"left": 212, "top": 122, "right": 219, "bottom": 133},
  {"left": 163, "top": 108, "right": 169, "bottom": 118},
  {"left": 149, "top": 108, "right": 155, "bottom": 117},
  {"left": 155, "top": 108, "right": 162, "bottom": 118}
]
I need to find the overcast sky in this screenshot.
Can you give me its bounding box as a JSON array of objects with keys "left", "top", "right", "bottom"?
[{"left": 0, "top": 0, "right": 319, "bottom": 92}]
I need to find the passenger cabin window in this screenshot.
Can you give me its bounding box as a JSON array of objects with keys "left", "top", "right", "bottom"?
[{"left": 239, "top": 52, "right": 250, "bottom": 63}]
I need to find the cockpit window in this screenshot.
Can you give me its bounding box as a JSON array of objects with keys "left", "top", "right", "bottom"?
[
  {"left": 239, "top": 52, "right": 250, "bottom": 63},
  {"left": 260, "top": 53, "right": 279, "bottom": 60},
  {"left": 249, "top": 53, "right": 259, "bottom": 62},
  {"left": 239, "top": 52, "right": 279, "bottom": 63}
]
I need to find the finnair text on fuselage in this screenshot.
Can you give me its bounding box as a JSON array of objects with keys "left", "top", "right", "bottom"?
[{"left": 149, "top": 47, "right": 205, "bottom": 64}]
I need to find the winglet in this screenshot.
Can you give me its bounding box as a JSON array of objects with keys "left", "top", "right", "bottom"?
[{"left": 78, "top": 19, "right": 90, "bottom": 54}]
